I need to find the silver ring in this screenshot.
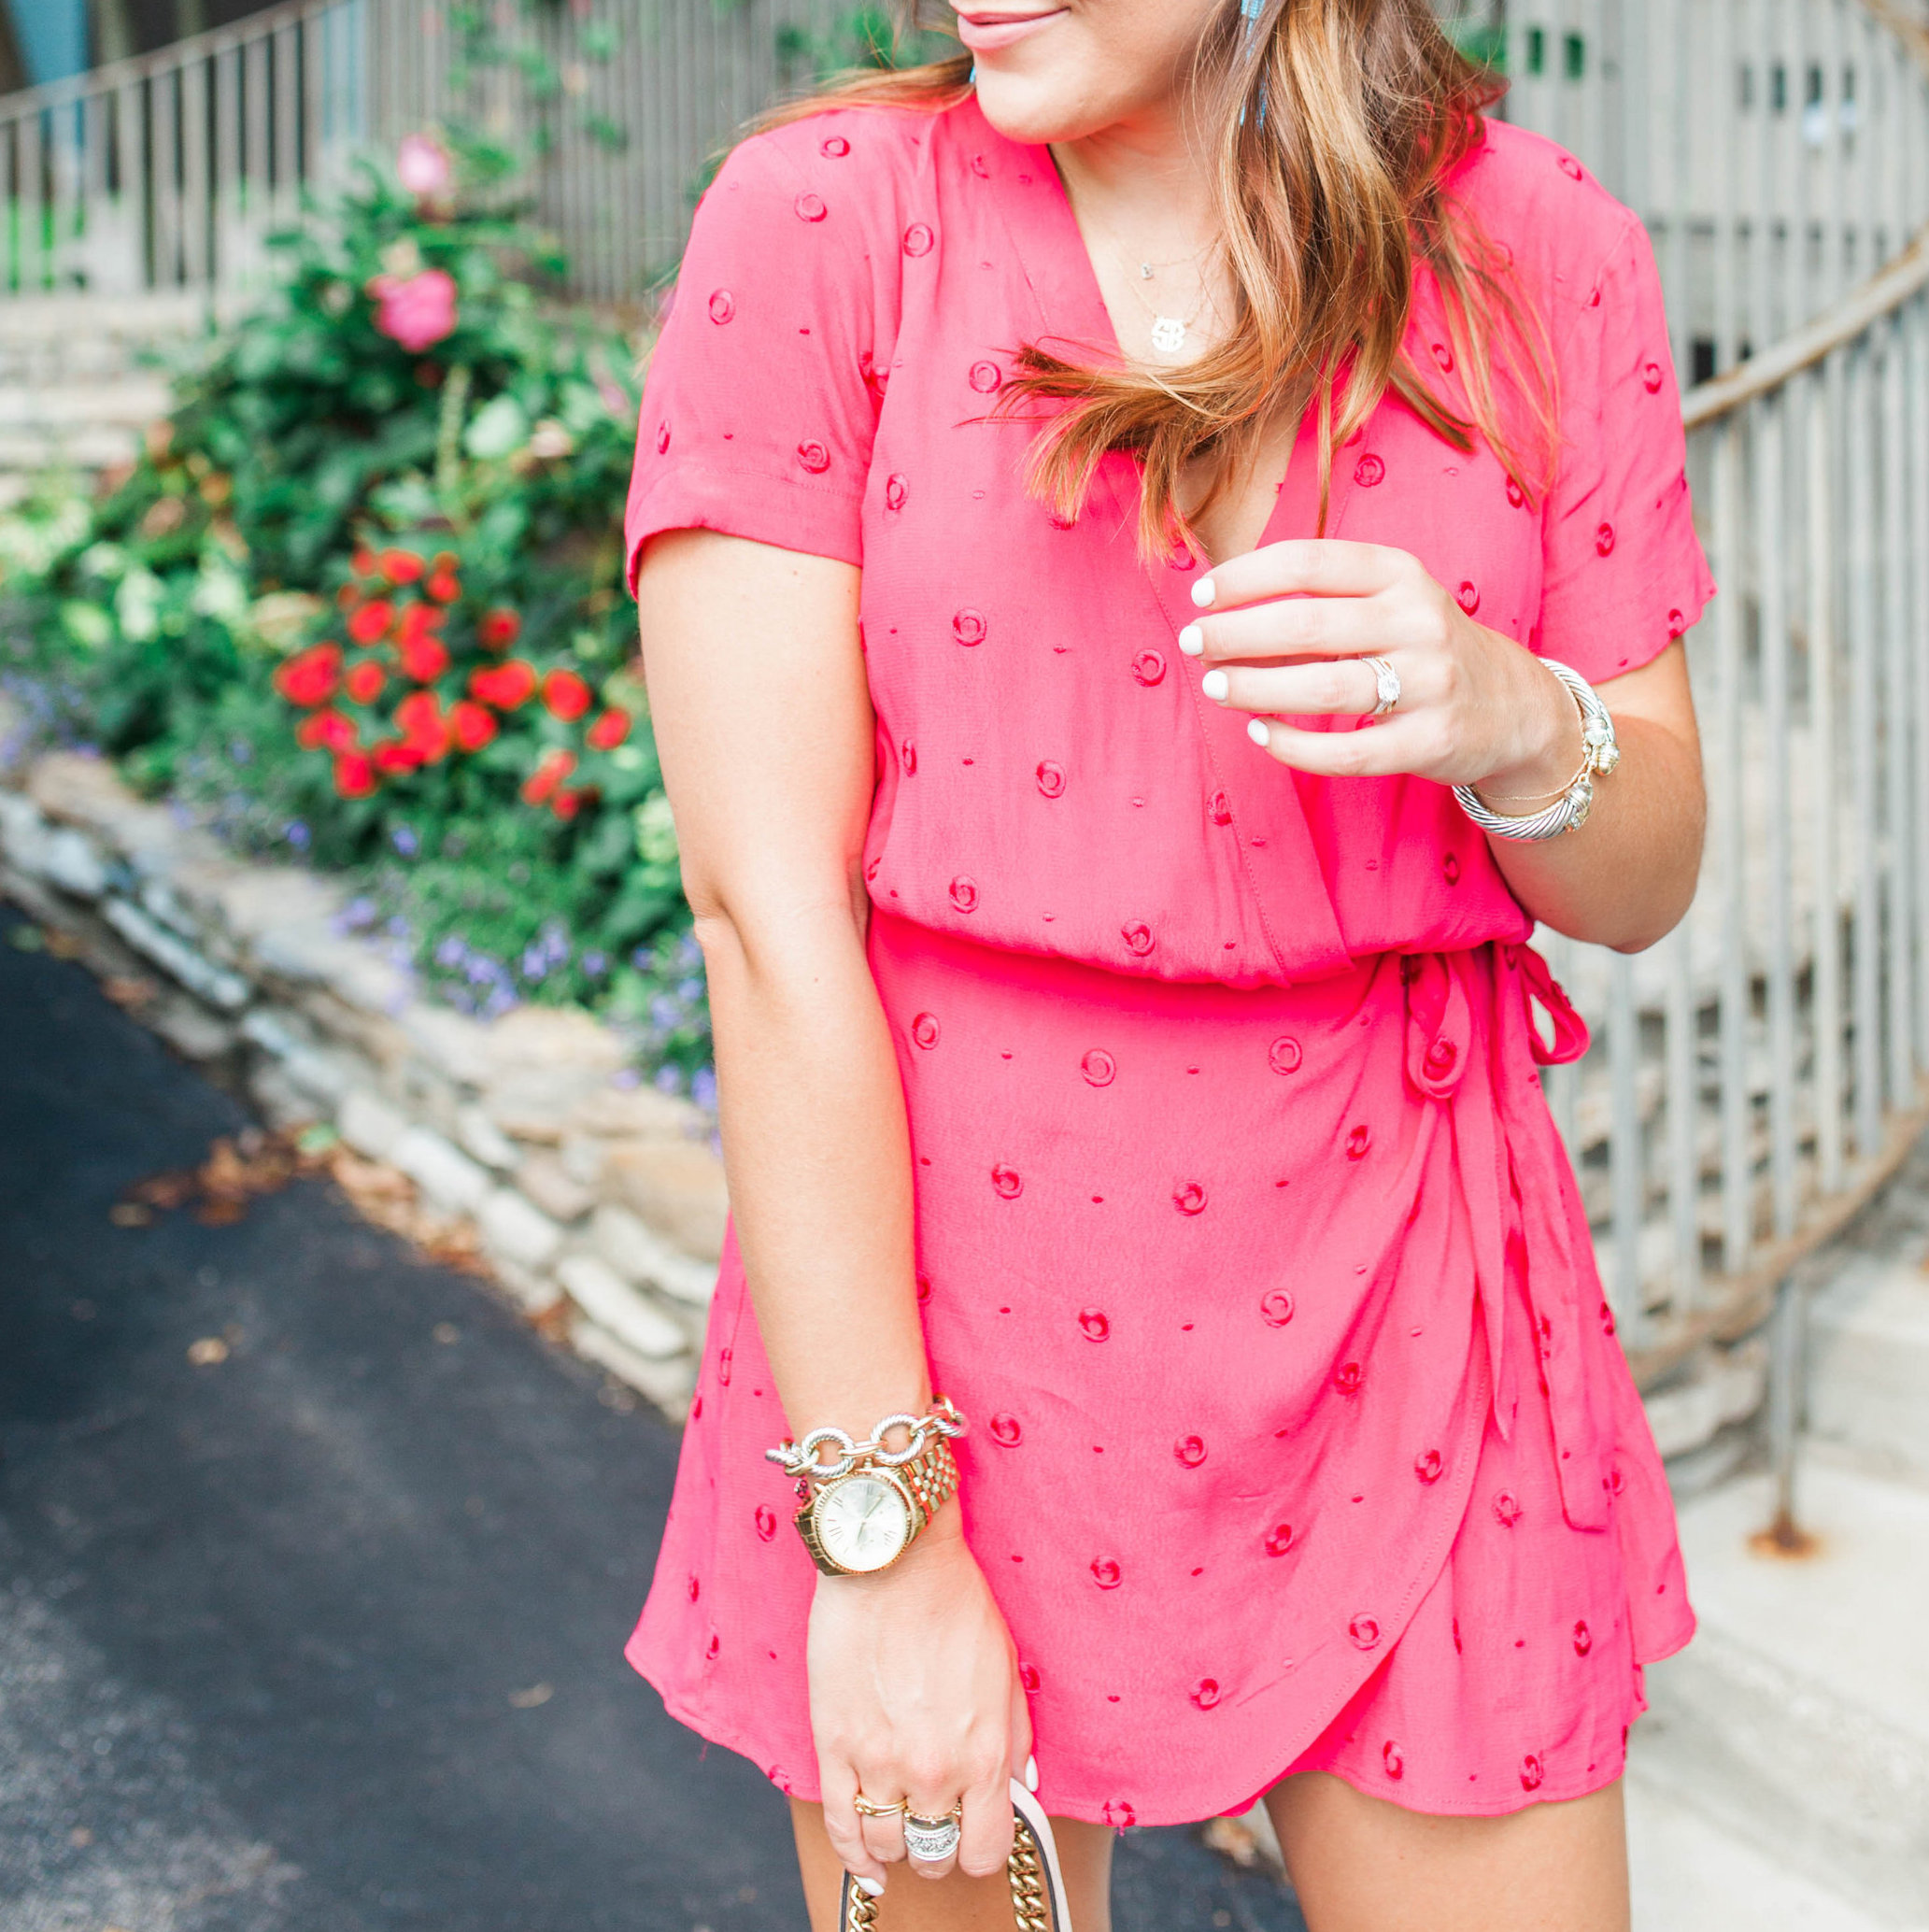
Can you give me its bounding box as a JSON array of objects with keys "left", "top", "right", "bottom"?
[
  {"left": 1363, "top": 656, "right": 1401, "bottom": 717},
  {"left": 902, "top": 1808, "right": 962, "bottom": 1862}
]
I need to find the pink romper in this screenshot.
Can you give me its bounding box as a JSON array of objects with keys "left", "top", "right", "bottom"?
[{"left": 620, "top": 96, "right": 1713, "bottom": 1825}]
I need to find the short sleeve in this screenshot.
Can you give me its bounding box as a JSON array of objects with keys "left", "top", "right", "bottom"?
[
  {"left": 624, "top": 123, "right": 895, "bottom": 590},
  {"left": 1534, "top": 214, "right": 1715, "bottom": 683}
]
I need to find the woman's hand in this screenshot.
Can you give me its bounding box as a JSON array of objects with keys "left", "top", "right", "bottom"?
[
  {"left": 808, "top": 1507, "right": 1029, "bottom": 1896},
  {"left": 1179, "top": 538, "right": 1583, "bottom": 801}
]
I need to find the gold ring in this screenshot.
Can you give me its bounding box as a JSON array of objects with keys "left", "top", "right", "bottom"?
[{"left": 853, "top": 1793, "right": 906, "bottom": 1818}]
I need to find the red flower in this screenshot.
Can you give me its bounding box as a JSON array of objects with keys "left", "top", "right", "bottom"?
[
  {"left": 393, "top": 689, "right": 451, "bottom": 762},
  {"left": 373, "top": 740, "right": 425, "bottom": 774},
  {"left": 397, "top": 632, "right": 450, "bottom": 683},
  {"left": 295, "top": 708, "right": 358, "bottom": 752},
  {"left": 273, "top": 643, "right": 342, "bottom": 708},
  {"left": 335, "top": 583, "right": 361, "bottom": 610},
  {"left": 426, "top": 569, "right": 461, "bottom": 604},
  {"left": 379, "top": 547, "right": 424, "bottom": 585},
  {"left": 333, "top": 750, "right": 378, "bottom": 798},
  {"left": 551, "top": 788, "right": 584, "bottom": 821},
  {"left": 520, "top": 747, "right": 577, "bottom": 804},
  {"left": 469, "top": 660, "right": 536, "bottom": 710},
  {"left": 348, "top": 599, "right": 394, "bottom": 646},
  {"left": 344, "top": 659, "right": 387, "bottom": 705},
  {"left": 586, "top": 707, "right": 631, "bottom": 750},
  {"left": 351, "top": 547, "right": 377, "bottom": 578},
  {"left": 449, "top": 700, "right": 499, "bottom": 752},
  {"left": 477, "top": 608, "right": 521, "bottom": 649},
  {"left": 541, "top": 667, "right": 593, "bottom": 722}
]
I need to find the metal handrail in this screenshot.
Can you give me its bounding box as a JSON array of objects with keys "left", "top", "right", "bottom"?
[{"left": 1682, "top": 227, "right": 1929, "bottom": 426}]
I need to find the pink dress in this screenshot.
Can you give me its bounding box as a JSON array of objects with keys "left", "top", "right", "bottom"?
[{"left": 620, "top": 96, "right": 1713, "bottom": 1825}]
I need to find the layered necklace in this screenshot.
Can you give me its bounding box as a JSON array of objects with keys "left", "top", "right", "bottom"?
[{"left": 1115, "top": 245, "right": 1216, "bottom": 359}]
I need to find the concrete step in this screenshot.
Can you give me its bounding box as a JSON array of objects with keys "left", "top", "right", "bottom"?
[
  {"left": 1624, "top": 1773, "right": 1919, "bottom": 1932},
  {"left": 1631, "top": 1455, "right": 1929, "bottom": 1926},
  {"left": 1809, "top": 1249, "right": 1929, "bottom": 1485},
  {"left": 0, "top": 379, "right": 173, "bottom": 431}
]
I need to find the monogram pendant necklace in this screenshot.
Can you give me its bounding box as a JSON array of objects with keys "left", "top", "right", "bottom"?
[{"left": 1130, "top": 259, "right": 1203, "bottom": 356}]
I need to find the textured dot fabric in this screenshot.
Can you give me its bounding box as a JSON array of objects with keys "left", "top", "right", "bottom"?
[{"left": 622, "top": 97, "right": 1710, "bottom": 1826}]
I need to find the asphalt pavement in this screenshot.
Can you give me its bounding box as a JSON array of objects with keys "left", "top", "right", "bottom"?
[{"left": 0, "top": 908, "right": 1304, "bottom": 1932}]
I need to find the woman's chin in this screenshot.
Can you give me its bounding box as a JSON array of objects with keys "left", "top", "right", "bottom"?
[{"left": 972, "top": 76, "right": 1114, "bottom": 149}]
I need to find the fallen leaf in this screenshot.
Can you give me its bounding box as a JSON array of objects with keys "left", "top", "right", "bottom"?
[
  {"left": 7, "top": 924, "right": 44, "bottom": 951},
  {"left": 507, "top": 1683, "right": 554, "bottom": 1709},
  {"left": 102, "top": 975, "right": 158, "bottom": 1008},
  {"left": 43, "top": 929, "right": 84, "bottom": 959},
  {"left": 186, "top": 1336, "right": 230, "bottom": 1367},
  {"left": 1201, "top": 1815, "right": 1262, "bottom": 1868}
]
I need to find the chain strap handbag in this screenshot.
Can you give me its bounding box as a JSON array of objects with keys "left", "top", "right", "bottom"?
[{"left": 839, "top": 1777, "right": 1072, "bottom": 1931}]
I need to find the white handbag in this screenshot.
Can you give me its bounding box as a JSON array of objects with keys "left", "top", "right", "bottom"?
[{"left": 839, "top": 1776, "right": 1073, "bottom": 1930}]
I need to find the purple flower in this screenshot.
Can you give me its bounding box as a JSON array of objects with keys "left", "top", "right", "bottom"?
[
  {"left": 653, "top": 1064, "right": 683, "bottom": 1095},
  {"left": 611, "top": 1067, "right": 641, "bottom": 1090},
  {"left": 649, "top": 994, "right": 681, "bottom": 1030},
  {"left": 484, "top": 985, "right": 519, "bottom": 1018},
  {"left": 391, "top": 825, "right": 419, "bottom": 858},
  {"left": 582, "top": 950, "right": 607, "bottom": 977},
  {"left": 434, "top": 935, "right": 466, "bottom": 968},
  {"left": 284, "top": 820, "right": 311, "bottom": 849},
  {"left": 228, "top": 738, "right": 254, "bottom": 765},
  {"left": 386, "top": 915, "right": 410, "bottom": 939},
  {"left": 690, "top": 1067, "right": 717, "bottom": 1110},
  {"left": 676, "top": 976, "right": 704, "bottom": 1002}
]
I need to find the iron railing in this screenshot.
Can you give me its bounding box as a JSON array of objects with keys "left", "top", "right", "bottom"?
[{"left": 4, "top": 0, "right": 1929, "bottom": 1398}]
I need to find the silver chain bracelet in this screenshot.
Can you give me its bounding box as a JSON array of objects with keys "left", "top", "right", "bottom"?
[
  {"left": 765, "top": 1396, "right": 968, "bottom": 1485},
  {"left": 1454, "top": 658, "right": 1621, "bottom": 842}
]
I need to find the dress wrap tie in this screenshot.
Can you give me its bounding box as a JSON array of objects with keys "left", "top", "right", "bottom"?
[{"left": 1402, "top": 943, "right": 1613, "bottom": 1532}]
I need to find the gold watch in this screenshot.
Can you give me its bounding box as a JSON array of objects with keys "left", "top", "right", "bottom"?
[
  {"left": 766, "top": 1400, "right": 966, "bottom": 1578},
  {"left": 795, "top": 1430, "right": 958, "bottom": 1576}
]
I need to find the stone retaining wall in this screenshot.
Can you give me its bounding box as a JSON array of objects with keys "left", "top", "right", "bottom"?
[{"left": 0, "top": 736, "right": 720, "bottom": 1419}]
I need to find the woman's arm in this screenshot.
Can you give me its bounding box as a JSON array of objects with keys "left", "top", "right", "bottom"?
[
  {"left": 636, "top": 529, "right": 1026, "bottom": 1893},
  {"left": 1184, "top": 539, "right": 1705, "bottom": 952}
]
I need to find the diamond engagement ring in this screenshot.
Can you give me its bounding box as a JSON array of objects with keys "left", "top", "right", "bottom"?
[
  {"left": 1362, "top": 656, "right": 1401, "bottom": 717},
  {"left": 902, "top": 1807, "right": 963, "bottom": 1862}
]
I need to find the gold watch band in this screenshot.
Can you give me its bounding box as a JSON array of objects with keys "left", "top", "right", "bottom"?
[{"left": 793, "top": 1432, "right": 959, "bottom": 1577}]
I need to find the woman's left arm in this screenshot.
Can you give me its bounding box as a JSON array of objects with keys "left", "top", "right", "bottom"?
[{"left": 1184, "top": 537, "right": 1705, "bottom": 954}]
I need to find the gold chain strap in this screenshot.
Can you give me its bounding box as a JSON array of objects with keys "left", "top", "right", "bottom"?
[
  {"left": 1007, "top": 1814, "right": 1054, "bottom": 1931},
  {"left": 840, "top": 1813, "right": 1054, "bottom": 1932}
]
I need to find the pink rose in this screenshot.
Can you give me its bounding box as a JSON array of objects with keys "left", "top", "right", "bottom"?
[
  {"left": 397, "top": 134, "right": 453, "bottom": 199},
  {"left": 367, "top": 268, "right": 458, "bottom": 353}
]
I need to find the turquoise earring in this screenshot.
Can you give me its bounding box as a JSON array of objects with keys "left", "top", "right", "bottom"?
[{"left": 969, "top": 61, "right": 978, "bottom": 85}]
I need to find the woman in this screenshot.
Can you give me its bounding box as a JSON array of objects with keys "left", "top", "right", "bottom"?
[{"left": 624, "top": 0, "right": 1710, "bottom": 1922}]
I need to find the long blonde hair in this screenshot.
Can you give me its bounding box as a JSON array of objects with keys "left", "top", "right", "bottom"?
[{"left": 758, "top": 1, "right": 1552, "bottom": 557}]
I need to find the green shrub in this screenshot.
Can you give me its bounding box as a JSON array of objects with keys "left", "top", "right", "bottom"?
[{"left": 0, "top": 137, "right": 712, "bottom": 1098}]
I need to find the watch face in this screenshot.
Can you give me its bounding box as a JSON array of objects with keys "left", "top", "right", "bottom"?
[{"left": 815, "top": 1473, "right": 912, "bottom": 1572}]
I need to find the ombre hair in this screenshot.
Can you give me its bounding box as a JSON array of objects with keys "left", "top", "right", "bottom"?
[{"left": 756, "top": 1, "right": 1553, "bottom": 558}]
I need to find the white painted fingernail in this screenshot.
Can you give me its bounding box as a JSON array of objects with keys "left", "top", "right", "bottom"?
[
  {"left": 1201, "top": 668, "right": 1229, "bottom": 701},
  {"left": 858, "top": 1876, "right": 886, "bottom": 1897},
  {"left": 1191, "top": 576, "right": 1216, "bottom": 607},
  {"left": 1248, "top": 717, "right": 1270, "bottom": 746},
  {"left": 1177, "top": 622, "right": 1203, "bottom": 656},
  {"left": 1025, "top": 1754, "right": 1041, "bottom": 1793}
]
